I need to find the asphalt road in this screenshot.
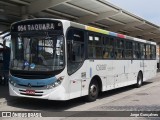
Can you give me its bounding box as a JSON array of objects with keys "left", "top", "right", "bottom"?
[{"left": 1, "top": 73, "right": 160, "bottom": 120}]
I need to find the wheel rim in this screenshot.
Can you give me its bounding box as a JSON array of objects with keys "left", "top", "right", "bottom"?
[{"left": 90, "top": 84, "right": 97, "bottom": 97}]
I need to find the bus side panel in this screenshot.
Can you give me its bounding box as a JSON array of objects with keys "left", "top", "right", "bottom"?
[
  {"left": 88, "top": 60, "right": 115, "bottom": 92},
  {"left": 68, "top": 59, "right": 156, "bottom": 100},
  {"left": 113, "top": 60, "right": 140, "bottom": 89},
  {"left": 143, "top": 60, "right": 157, "bottom": 81},
  {"left": 113, "top": 60, "right": 127, "bottom": 89},
  {"left": 112, "top": 59, "right": 156, "bottom": 88},
  {"left": 69, "top": 60, "right": 90, "bottom": 99},
  {"left": 127, "top": 60, "right": 143, "bottom": 85}
]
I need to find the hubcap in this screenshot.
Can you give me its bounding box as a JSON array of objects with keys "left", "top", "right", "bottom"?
[{"left": 90, "top": 85, "right": 97, "bottom": 97}]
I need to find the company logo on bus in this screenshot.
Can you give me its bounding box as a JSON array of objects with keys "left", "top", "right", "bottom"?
[
  {"left": 96, "top": 64, "right": 107, "bottom": 71},
  {"left": 28, "top": 83, "right": 32, "bottom": 88}
]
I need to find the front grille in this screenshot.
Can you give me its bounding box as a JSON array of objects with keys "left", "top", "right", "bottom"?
[
  {"left": 18, "top": 84, "right": 45, "bottom": 88},
  {"left": 19, "top": 89, "right": 44, "bottom": 96},
  {"left": 12, "top": 74, "right": 53, "bottom": 79}
]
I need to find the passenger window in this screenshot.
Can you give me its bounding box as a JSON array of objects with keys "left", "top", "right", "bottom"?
[
  {"left": 151, "top": 45, "right": 156, "bottom": 59},
  {"left": 88, "top": 35, "right": 94, "bottom": 46},
  {"left": 140, "top": 44, "right": 146, "bottom": 59},
  {"left": 88, "top": 34, "right": 102, "bottom": 59},
  {"left": 102, "top": 37, "right": 114, "bottom": 59},
  {"left": 133, "top": 42, "right": 140, "bottom": 59},
  {"left": 146, "top": 45, "right": 151, "bottom": 59},
  {"left": 115, "top": 39, "right": 124, "bottom": 59},
  {"left": 125, "top": 41, "right": 132, "bottom": 59}
]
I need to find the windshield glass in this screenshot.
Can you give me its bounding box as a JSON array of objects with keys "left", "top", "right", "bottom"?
[{"left": 11, "top": 32, "right": 64, "bottom": 72}]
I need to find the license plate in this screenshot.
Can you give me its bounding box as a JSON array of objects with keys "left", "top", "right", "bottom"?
[{"left": 26, "top": 90, "right": 35, "bottom": 95}]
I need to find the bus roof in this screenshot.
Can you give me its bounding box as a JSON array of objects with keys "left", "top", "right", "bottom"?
[{"left": 70, "top": 21, "right": 156, "bottom": 45}]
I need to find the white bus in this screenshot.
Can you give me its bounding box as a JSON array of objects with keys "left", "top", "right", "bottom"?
[{"left": 9, "top": 19, "right": 157, "bottom": 101}]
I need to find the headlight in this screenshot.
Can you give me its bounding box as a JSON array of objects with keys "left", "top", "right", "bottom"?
[
  {"left": 46, "top": 83, "right": 55, "bottom": 89},
  {"left": 57, "top": 76, "right": 64, "bottom": 81},
  {"left": 9, "top": 80, "right": 17, "bottom": 87},
  {"left": 46, "top": 76, "right": 64, "bottom": 89}
]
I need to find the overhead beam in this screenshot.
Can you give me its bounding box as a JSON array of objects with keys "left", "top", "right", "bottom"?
[
  {"left": 10, "top": 0, "right": 30, "bottom": 5},
  {"left": 143, "top": 34, "right": 160, "bottom": 40},
  {"left": 142, "top": 34, "right": 156, "bottom": 40},
  {"left": 130, "top": 28, "right": 158, "bottom": 36},
  {"left": 45, "top": 9, "right": 79, "bottom": 20},
  {"left": 78, "top": 11, "right": 119, "bottom": 24},
  {"left": 124, "top": 21, "right": 146, "bottom": 29},
  {"left": 29, "top": 0, "right": 71, "bottom": 14},
  {"left": 145, "top": 34, "right": 160, "bottom": 38},
  {"left": 110, "top": 21, "right": 146, "bottom": 31},
  {"left": 0, "top": 1, "right": 17, "bottom": 6},
  {"left": 90, "top": 22, "right": 109, "bottom": 29},
  {"left": 143, "top": 33, "right": 157, "bottom": 37},
  {"left": 106, "top": 17, "right": 125, "bottom": 25},
  {"left": 63, "top": 3, "right": 97, "bottom": 16},
  {"left": 96, "top": 0, "right": 120, "bottom": 11},
  {"left": 142, "top": 28, "right": 158, "bottom": 35},
  {"left": 133, "top": 27, "right": 144, "bottom": 31},
  {"left": 40, "top": 12, "right": 64, "bottom": 19},
  {"left": 40, "top": 11, "right": 76, "bottom": 20},
  {"left": 94, "top": 0, "right": 114, "bottom": 8}
]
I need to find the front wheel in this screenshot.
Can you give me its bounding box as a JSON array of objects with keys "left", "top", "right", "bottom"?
[
  {"left": 136, "top": 73, "right": 143, "bottom": 88},
  {"left": 86, "top": 80, "right": 99, "bottom": 102}
]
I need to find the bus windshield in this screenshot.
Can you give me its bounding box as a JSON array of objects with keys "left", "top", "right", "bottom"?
[{"left": 10, "top": 32, "right": 64, "bottom": 72}]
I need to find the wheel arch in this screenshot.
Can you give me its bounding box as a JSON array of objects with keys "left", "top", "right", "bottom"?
[{"left": 90, "top": 75, "right": 102, "bottom": 92}]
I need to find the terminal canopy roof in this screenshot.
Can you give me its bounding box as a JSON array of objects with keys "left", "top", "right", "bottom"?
[{"left": 0, "top": 0, "right": 160, "bottom": 43}]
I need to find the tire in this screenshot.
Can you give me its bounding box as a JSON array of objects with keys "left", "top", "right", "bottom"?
[
  {"left": 136, "top": 72, "right": 143, "bottom": 88},
  {"left": 86, "top": 80, "right": 99, "bottom": 102}
]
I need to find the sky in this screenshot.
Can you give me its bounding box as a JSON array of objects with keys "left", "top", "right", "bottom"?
[{"left": 107, "top": 0, "right": 160, "bottom": 26}]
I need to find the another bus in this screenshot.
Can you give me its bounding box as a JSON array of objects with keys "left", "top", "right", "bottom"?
[{"left": 9, "top": 19, "right": 157, "bottom": 101}]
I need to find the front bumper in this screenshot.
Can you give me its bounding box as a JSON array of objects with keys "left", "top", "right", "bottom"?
[{"left": 9, "top": 83, "right": 68, "bottom": 100}]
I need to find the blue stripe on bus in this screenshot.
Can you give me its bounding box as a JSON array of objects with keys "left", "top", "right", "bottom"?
[
  {"left": 109, "top": 32, "right": 117, "bottom": 37},
  {"left": 10, "top": 76, "right": 57, "bottom": 86},
  {"left": 90, "top": 67, "right": 92, "bottom": 78}
]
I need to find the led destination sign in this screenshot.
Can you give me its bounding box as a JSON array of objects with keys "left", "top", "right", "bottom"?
[
  {"left": 17, "top": 23, "right": 55, "bottom": 32},
  {"left": 11, "top": 20, "right": 63, "bottom": 32}
]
